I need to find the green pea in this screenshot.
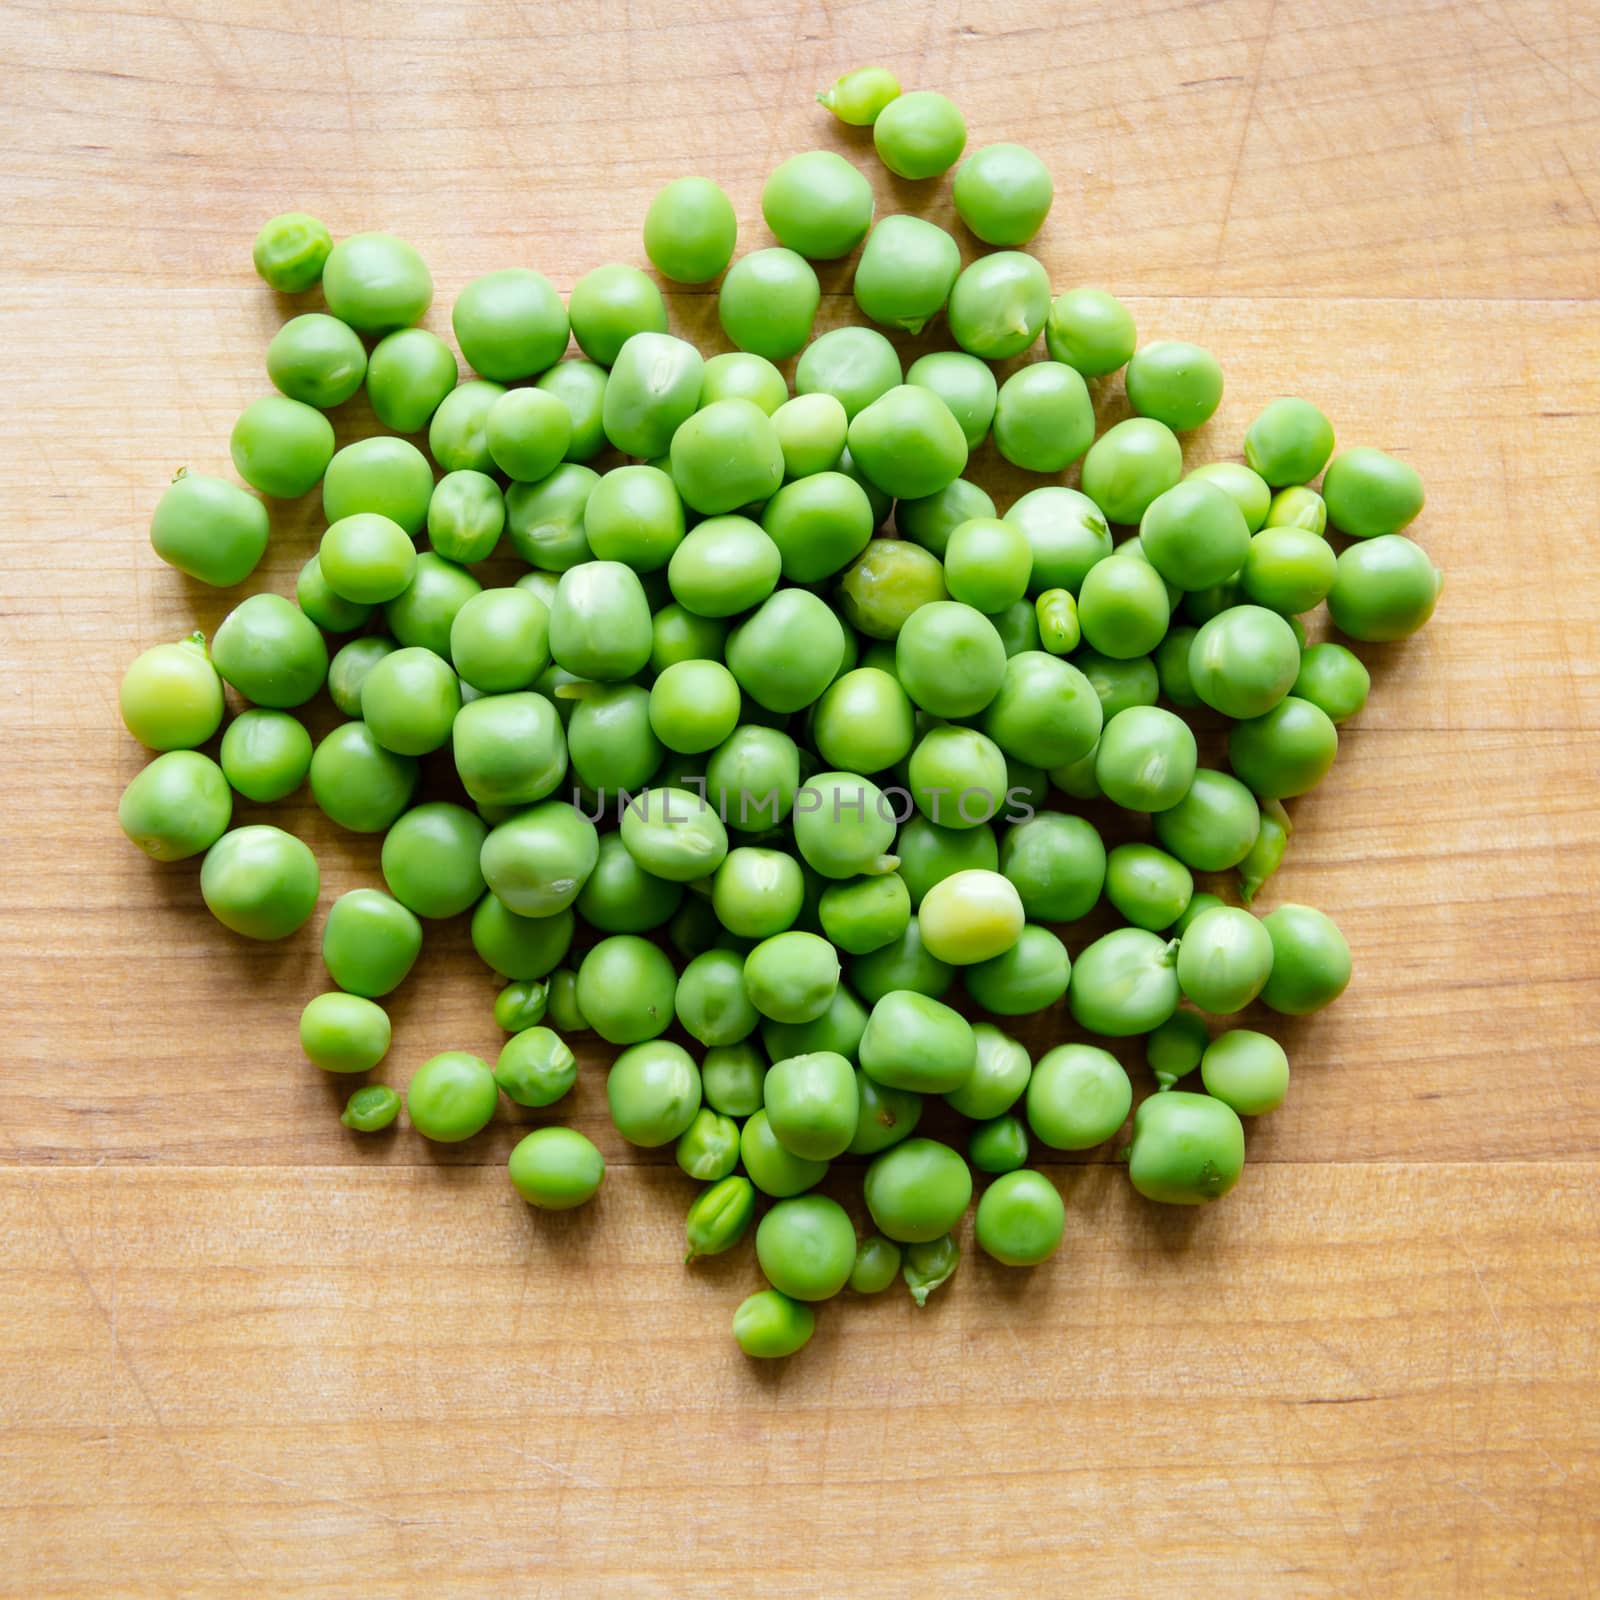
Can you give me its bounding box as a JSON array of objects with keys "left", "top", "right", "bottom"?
[
  {"left": 717, "top": 248, "right": 819, "bottom": 361},
  {"left": 982, "top": 651, "right": 1104, "bottom": 773},
  {"left": 902, "top": 1233, "right": 960, "bottom": 1305},
  {"left": 975, "top": 1170, "right": 1065, "bottom": 1267},
  {"left": 1228, "top": 695, "right": 1339, "bottom": 799},
  {"left": 1189, "top": 604, "right": 1301, "bottom": 718},
  {"left": 699, "top": 351, "right": 789, "bottom": 414},
  {"left": 1327, "top": 534, "right": 1442, "bottom": 641},
  {"left": 573, "top": 834, "right": 679, "bottom": 935},
  {"left": 666, "top": 517, "right": 781, "bottom": 621},
  {"left": 1125, "top": 340, "right": 1224, "bottom": 432},
  {"left": 1025, "top": 1042, "right": 1133, "bottom": 1149},
  {"left": 218, "top": 709, "right": 311, "bottom": 803},
  {"left": 1237, "top": 798, "right": 1291, "bottom": 906},
  {"left": 906, "top": 725, "right": 1005, "bottom": 829},
  {"left": 671, "top": 948, "right": 755, "bottom": 1048},
  {"left": 771, "top": 392, "right": 849, "bottom": 480},
  {"left": 506, "top": 1126, "right": 603, "bottom": 1210},
  {"left": 643, "top": 177, "right": 737, "bottom": 284},
  {"left": 478, "top": 805, "right": 595, "bottom": 923},
  {"left": 696, "top": 1046, "right": 762, "bottom": 1121},
  {"left": 322, "top": 232, "right": 432, "bottom": 332},
  {"left": 503, "top": 465, "right": 595, "bottom": 573},
  {"left": 1322, "top": 446, "right": 1425, "bottom": 538},
  {"left": 892, "top": 601, "right": 1002, "bottom": 719},
  {"left": 1044, "top": 286, "right": 1136, "bottom": 377},
  {"left": 743, "top": 931, "right": 840, "bottom": 1025},
  {"left": 675, "top": 1107, "right": 742, "bottom": 1181},
  {"left": 470, "top": 895, "right": 574, "bottom": 982},
  {"left": 917, "top": 869, "right": 1025, "bottom": 966},
  {"left": 761, "top": 984, "right": 870, "bottom": 1068},
  {"left": 754, "top": 1193, "right": 857, "bottom": 1304},
  {"left": 321, "top": 888, "right": 421, "bottom": 998},
  {"left": 602, "top": 1038, "right": 700, "bottom": 1146},
  {"left": 1068, "top": 928, "right": 1180, "bottom": 1037},
  {"left": 1000, "top": 814, "right": 1104, "bottom": 923},
  {"left": 964, "top": 924, "right": 1069, "bottom": 1014},
  {"left": 209, "top": 594, "right": 327, "bottom": 710},
  {"left": 451, "top": 268, "right": 567, "bottom": 382},
  {"left": 818, "top": 872, "right": 910, "bottom": 956},
  {"left": 902, "top": 355, "right": 995, "bottom": 455},
  {"left": 852, "top": 214, "right": 961, "bottom": 334},
  {"left": 492, "top": 1026, "right": 577, "bottom": 1109},
  {"left": 725, "top": 588, "right": 845, "bottom": 713},
  {"left": 892, "top": 816, "right": 994, "bottom": 910},
  {"left": 295, "top": 554, "right": 370, "bottom": 634},
  {"left": 791, "top": 331, "right": 899, "bottom": 428},
  {"left": 547, "top": 561, "right": 652, "bottom": 681},
  {"left": 763, "top": 1049, "right": 859, "bottom": 1160},
  {"left": 317, "top": 515, "right": 415, "bottom": 609},
  {"left": 1080, "top": 418, "right": 1184, "bottom": 525},
  {"left": 1072, "top": 649, "right": 1156, "bottom": 722},
  {"left": 617, "top": 786, "right": 726, "bottom": 882},
  {"left": 340, "top": 1084, "right": 402, "bottom": 1132},
  {"left": 762, "top": 472, "right": 875, "bottom": 584},
  {"left": 935, "top": 517, "right": 1029, "bottom": 615},
  {"left": 450, "top": 692, "right": 566, "bottom": 810},
  {"left": 376, "top": 802, "right": 485, "bottom": 920},
  {"left": 864, "top": 1137, "right": 971, "bottom": 1243},
  {"left": 543, "top": 964, "right": 587, "bottom": 1028},
  {"left": 704, "top": 848, "right": 800, "bottom": 940},
  {"left": 969, "top": 1114, "right": 1029, "bottom": 1174},
  {"left": 792, "top": 771, "right": 896, "bottom": 879},
  {"left": 1128, "top": 1090, "right": 1246, "bottom": 1203},
  {"left": 845, "top": 1070, "right": 921, "bottom": 1156},
  {"left": 935, "top": 1023, "right": 1026, "bottom": 1122},
  {"left": 365, "top": 327, "right": 458, "bottom": 433},
  {"left": 355, "top": 646, "right": 458, "bottom": 759},
  {"left": 849, "top": 1233, "right": 903, "bottom": 1294},
  {"left": 893, "top": 478, "right": 991, "bottom": 562},
  {"left": 307, "top": 722, "right": 415, "bottom": 833},
  {"left": 229, "top": 394, "right": 334, "bottom": 499},
  {"left": 426, "top": 379, "right": 502, "bottom": 474},
  {"left": 1076, "top": 551, "right": 1171, "bottom": 659},
  {"left": 732, "top": 1288, "right": 815, "bottom": 1358},
  {"left": 992, "top": 360, "right": 1095, "bottom": 474},
  {"left": 118, "top": 750, "right": 231, "bottom": 863},
  {"left": 1145, "top": 1009, "right": 1209, "bottom": 1090},
  {"left": 1293, "top": 641, "right": 1370, "bottom": 724},
  {"left": 324, "top": 436, "right": 435, "bottom": 535},
  {"left": 1241, "top": 526, "right": 1337, "bottom": 615},
  {"left": 267, "top": 312, "right": 367, "bottom": 408},
  {"left": 1175, "top": 905, "right": 1274, "bottom": 1015},
  {"left": 644, "top": 661, "right": 738, "bottom": 756},
  {"left": 856, "top": 989, "right": 973, "bottom": 1094},
  {"left": 252, "top": 211, "right": 331, "bottom": 292},
  {"left": 1001, "top": 490, "right": 1107, "bottom": 598},
  {"left": 1187, "top": 460, "right": 1272, "bottom": 532},
  {"left": 665, "top": 399, "right": 783, "bottom": 517},
  {"left": 301, "top": 992, "right": 391, "bottom": 1074},
  {"left": 404, "top": 1052, "right": 497, "bottom": 1144},
  {"left": 947, "top": 252, "right": 1052, "bottom": 361},
  {"left": 952, "top": 141, "right": 1053, "bottom": 245},
  {"left": 686, "top": 1174, "right": 757, "bottom": 1262},
  {"left": 483, "top": 388, "right": 570, "bottom": 483},
  {"left": 558, "top": 263, "right": 665, "bottom": 368},
  {"left": 1260, "top": 904, "right": 1352, "bottom": 1015},
  {"left": 847, "top": 385, "right": 968, "bottom": 501},
  {"left": 1244, "top": 397, "right": 1335, "bottom": 486},
  {"left": 1138, "top": 478, "right": 1251, "bottom": 593},
  {"left": 149, "top": 470, "right": 269, "bottom": 588},
  {"left": 816, "top": 65, "right": 901, "bottom": 125},
  {"left": 835, "top": 543, "right": 947, "bottom": 644},
  {"left": 1093, "top": 705, "right": 1197, "bottom": 813},
  {"left": 119, "top": 634, "right": 223, "bottom": 752},
  {"left": 535, "top": 359, "right": 608, "bottom": 462},
  {"left": 873, "top": 89, "right": 966, "bottom": 179},
  {"left": 200, "top": 825, "right": 318, "bottom": 939},
  {"left": 602, "top": 332, "right": 705, "bottom": 457},
  {"left": 850, "top": 919, "right": 955, "bottom": 1005},
  {"left": 762, "top": 150, "right": 875, "bottom": 259},
  {"left": 1152, "top": 768, "right": 1260, "bottom": 872},
  {"left": 1200, "top": 1030, "right": 1289, "bottom": 1117},
  {"left": 493, "top": 979, "right": 550, "bottom": 1033},
  {"left": 1104, "top": 842, "right": 1191, "bottom": 932},
  {"left": 706, "top": 727, "right": 801, "bottom": 831},
  {"left": 739, "top": 1108, "right": 827, "bottom": 1198},
  {"left": 447, "top": 588, "right": 549, "bottom": 696}
]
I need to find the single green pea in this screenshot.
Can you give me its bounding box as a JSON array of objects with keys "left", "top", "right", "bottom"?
[
  {"left": 764, "top": 1049, "right": 859, "bottom": 1160},
  {"left": 508, "top": 1126, "right": 604, "bottom": 1210},
  {"left": 618, "top": 786, "right": 727, "bottom": 883},
  {"left": 1264, "top": 485, "right": 1328, "bottom": 534},
  {"left": 447, "top": 588, "right": 549, "bottom": 696},
  {"left": 743, "top": 931, "right": 841, "bottom": 1025},
  {"left": 643, "top": 177, "right": 737, "bottom": 283},
  {"left": 470, "top": 894, "right": 574, "bottom": 982},
  {"left": 1128, "top": 1090, "right": 1246, "bottom": 1204},
  {"left": 964, "top": 924, "right": 1069, "bottom": 1015},
  {"left": 1152, "top": 767, "right": 1261, "bottom": 872},
  {"left": 210, "top": 593, "right": 328, "bottom": 710},
  {"left": 1081, "top": 418, "right": 1184, "bottom": 526},
  {"left": 725, "top": 587, "right": 845, "bottom": 713},
  {"left": 952, "top": 141, "right": 1053, "bottom": 245},
  {"left": 992, "top": 361, "right": 1095, "bottom": 474},
  {"left": 452, "top": 268, "right": 567, "bottom": 382},
  {"left": 252, "top": 211, "right": 331, "bottom": 292},
  {"left": 1322, "top": 446, "right": 1425, "bottom": 538},
  {"left": 699, "top": 351, "right": 789, "bottom": 415},
  {"left": 1327, "top": 534, "right": 1442, "bottom": 641},
  {"left": 816, "top": 65, "right": 901, "bottom": 125},
  {"left": 307, "top": 722, "right": 416, "bottom": 834},
  {"left": 1146, "top": 1009, "right": 1210, "bottom": 1090},
  {"left": 1068, "top": 928, "right": 1180, "bottom": 1037},
  {"left": 450, "top": 691, "right": 567, "bottom": 811},
  {"left": 771, "top": 392, "right": 849, "bottom": 480},
  {"left": 119, "top": 634, "right": 224, "bottom": 752},
  {"left": 386, "top": 554, "right": 485, "bottom": 658},
  {"left": 1244, "top": 397, "right": 1335, "bottom": 486},
  {"left": 365, "top": 327, "right": 458, "bottom": 433},
  {"left": 968, "top": 1114, "right": 1028, "bottom": 1174},
  {"left": 505, "top": 463, "right": 596, "bottom": 572},
  {"left": 859, "top": 989, "right": 975, "bottom": 1093},
  {"left": 975, "top": 1170, "right": 1065, "bottom": 1267},
  {"left": 718, "top": 248, "right": 820, "bottom": 361},
  {"left": 1076, "top": 549, "right": 1172, "bottom": 659},
  {"left": 698, "top": 1045, "right": 763, "bottom": 1120},
  {"left": 319, "top": 512, "right": 418, "bottom": 606},
  {"left": 494, "top": 979, "right": 550, "bottom": 1033},
  {"left": 405, "top": 1052, "right": 498, "bottom": 1144},
  {"left": 323, "top": 436, "right": 435, "bottom": 536},
  {"left": 873, "top": 89, "right": 966, "bottom": 179},
  {"left": 575, "top": 833, "right": 682, "bottom": 934},
  {"left": 665, "top": 517, "right": 780, "bottom": 620},
  {"left": 705, "top": 727, "right": 801, "bottom": 831},
  {"left": 427, "top": 379, "right": 504, "bottom": 474},
  {"left": 818, "top": 872, "right": 910, "bottom": 956},
  {"left": 981, "top": 649, "right": 1104, "bottom": 773},
  {"left": 229, "top": 394, "right": 335, "bottom": 499},
  {"left": 740, "top": 1108, "right": 828, "bottom": 1198},
  {"left": 902, "top": 353, "right": 996, "bottom": 453},
  {"left": 1176, "top": 905, "right": 1275, "bottom": 1015},
  {"left": 1093, "top": 705, "right": 1197, "bottom": 812},
  {"left": 848, "top": 385, "right": 969, "bottom": 501},
  {"left": 1139, "top": 479, "right": 1252, "bottom": 592},
  {"left": 546, "top": 560, "right": 653, "bottom": 681},
  {"left": 917, "top": 869, "right": 1025, "bottom": 966},
  {"left": 479, "top": 801, "right": 597, "bottom": 918},
  {"left": 322, "top": 232, "right": 433, "bottom": 332},
  {"left": 377, "top": 801, "right": 486, "bottom": 920},
  {"left": 148, "top": 470, "right": 269, "bottom": 588},
  {"left": 267, "top": 312, "right": 367, "bottom": 408},
  {"left": 604, "top": 331, "right": 705, "bottom": 458},
  {"left": 296, "top": 554, "right": 372, "bottom": 634},
  {"left": 1044, "top": 286, "right": 1136, "bottom": 377},
  {"left": 492, "top": 1026, "right": 578, "bottom": 1109},
  {"left": 850, "top": 920, "right": 955, "bottom": 1006},
  {"left": 646, "top": 660, "right": 740, "bottom": 755},
  {"left": 852, "top": 214, "right": 961, "bottom": 335},
  {"left": 357, "top": 646, "right": 459, "bottom": 758},
  {"left": 791, "top": 335, "right": 901, "bottom": 434},
  {"left": 942, "top": 1022, "right": 1030, "bottom": 1121},
  {"left": 1187, "top": 460, "right": 1272, "bottom": 532},
  {"left": 668, "top": 399, "right": 785, "bottom": 519},
  {"left": 946, "top": 252, "right": 1051, "bottom": 361},
  {"left": 937, "top": 517, "right": 1032, "bottom": 616},
  {"left": 340, "top": 1084, "right": 402, "bottom": 1132},
  {"left": 576, "top": 935, "right": 677, "bottom": 1048},
  {"left": 762, "top": 150, "right": 875, "bottom": 259},
  {"left": 563, "top": 262, "right": 666, "bottom": 367},
  {"left": 999, "top": 813, "right": 1104, "bottom": 923},
  {"left": 707, "top": 848, "right": 802, "bottom": 940},
  {"left": 847, "top": 1070, "right": 922, "bottom": 1156},
  {"left": 893, "top": 601, "right": 1003, "bottom": 719},
  {"left": 686, "top": 1174, "right": 757, "bottom": 1262},
  {"left": 1026, "top": 1043, "right": 1133, "bottom": 1150},
  {"left": 1189, "top": 604, "right": 1302, "bottom": 719},
  {"left": 1073, "top": 648, "right": 1159, "bottom": 721},
  {"left": 1001, "top": 490, "right": 1107, "bottom": 599},
  {"left": 1292, "top": 641, "right": 1370, "bottom": 724},
  {"left": 675, "top": 1107, "right": 742, "bottom": 1182},
  {"left": 762, "top": 472, "right": 875, "bottom": 584},
  {"left": 1125, "top": 340, "right": 1224, "bottom": 432},
  {"left": 673, "top": 948, "right": 757, "bottom": 1047},
  {"left": 301, "top": 991, "right": 392, "bottom": 1074},
  {"left": 732, "top": 1288, "right": 815, "bottom": 1358},
  {"left": 535, "top": 359, "right": 608, "bottom": 462},
  {"left": 1237, "top": 797, "right": 1291, "bottom": 906},
  {"left": 542, "top": 964, "right": 588, "bottom": 1029},
  {"left": 200, "top": 824, "right": 318, "bottom": 939},
  {"left": 835, "top": 543, "right": 947, "bottom": 645},
  {"left": 322, "top": 888, "right": 422, "bottom": 998},
  {"left": 604, "top": 1038, "right": 700, "bottom": 1146},
  {"left": 907, "top": 725, "right": 1008, "bottom": 828},
  {"left": 902, "top": 1233, "right": 960, "bottom": 1305},
  {"left": 864, "top": 1137, "right": 972, "bottom": 1243},
  {"left": 1228, "top": 695, "right": 1339, "bottom": 798},
  {"left": 848, "top": 1233, "right": 903, "bottom": 1294},
  {"left": 1105, "top": 843, "right": 1193, "bottom": 933},
  {"left": 1152, "top": 624, "right": 1200, "bottom": 709},
  {"left": 1259, "top": 904, "right": 1352, "bottom": 1015},
  {"left": 792, "top": 770, "right": 897, "bottom": 880},
  {"left": 218, "top": 709, "right": 312, "bottom": 803},
  {"left": 1201, "top": 1030, "right": 1290, "bottom": 1116},
  {"left": 118, "top": 750, "right": 232, "bottom": 862},
  {"left": 485, "top": 388, "right": 572, "bottom": 483},
  {"left": 1241, "top": 526, "right": 1337, "bottom": 615}
]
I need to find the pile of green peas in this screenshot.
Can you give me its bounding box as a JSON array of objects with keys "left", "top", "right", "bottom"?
[{"left": 118, "top": 65, "right": 1438, "bottom": 1362}]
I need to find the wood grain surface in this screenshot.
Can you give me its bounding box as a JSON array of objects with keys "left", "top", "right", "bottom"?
[{"left": 3, "top": 1, "right": 1598, "bottom": 1595}]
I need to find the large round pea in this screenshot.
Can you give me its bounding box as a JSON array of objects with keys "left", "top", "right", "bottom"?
[
  {"left": 451, "top": 691, "right": 566, "bottom": 809},
  {"left": 993, "top": 361, "right": 1095, "bottom": 473},
  {"left": 1259, "top": 904, "right": 1352, "bottom": 1015},
  {"left": 895, "top": 601, "right": 1005, "bottom": 718},
  {"left": 1077, "top": 551, "right": 1171, "bottom": 660},
  {"left": 1026, "top": 1043, "right": 1133, "bottom": 1149},
  {"left": 648, "top": 660, "right": 741, "bottom": 754},
  {"left": 1094, "top": 705, "right": 1197, "bottom": 812},
  {"left": 764, "top": 1050, "right": 858, "bottom": 1160},
  {"left": 762, "top": 150, "right": 874, "bottom": 259},
  {"left": 872, "top": 89, "right": 966, "bottom": 179},
  {"left": 908, "top": 726, "right": 1008, "bottom": 829},
  {"left": 943, "top": 1023, "right": 1030, "bottom": 1120},
  {"left": 508, "top": 1127, "right": 604, "bottom": 1210},
  {"left": 120, "top": 635, "right": 224, "bottom": 751},
  {"left": 762, "top": 472, "right": 874, "bottom": 583},
  {"left": 602, "top": 332, "right": 704, "bottom": 458},
  {"left": 1004, "top": 487, "right": 1111, "bottom": 596},
  {"left": 852, "top": 214, "right": 961, "bottom": 334},
  {"left": 718, "top": 248, "right": 819, "bottom": 361},
  {"left": 323, "top": 436, "right": 435, "bottom": 536},
  {"left": 380, "top": 802, "right": 487, "bottom": 919},
  {"left": 212, "top": 593, "right": 328, "bottom": 709},
  {"left": 918, "top": 870, "right": 1024, "bottom": 966},
  {"left": 576, "top": 936, "right": 676, "bottom": 1047},
  {"left": 675, "top": 949, "right": 759, "bottom": 1047},
  {"left": 1293, "top": 641, "right": 1370, "bottom": 723},
  {"left": 505, "top": 463, "right": 597, "bottom": 573},
  {"left": 620, "top": 786, "right": 728, "bottom": 882},
  {"left": 365, "top": 327, "right": 458, "bottom": 433},
  {"left": 480, "top": 802, "right": 597, "bottom": 917},
  {"left": 449, "top": 588, "right": 549, "bottom": 695},
  {"left": 219, "top": 709, "right": 312, "bottom": 803},
  {"left": 942, "top": 517, "right": 1032, "bottom": 614},
  {"left": 1139, "top": 479, "right": 1251, "bottom": 592},
  {"left": 1068, "top": 928, "right": 1180, "bottom": 1037},
  {"left": 1241, "top": 526, "right": 1337, "bottom": 615},
  {"left": 859, "top": 989, "right": 975, "bottom": 1093},
  {"left": 1228, "top": 695, "right": 1339, "bottom": 798},
  {"left": 726, "top": 588, "right": 845, "bottom": 713},
  {"left": 1322, "top": 447, "right": 1425, "bottom": 538},
  {"left": 1189, "top": 605, "right": 1302, "bottom": 719},
  {"left": 756, "top": 1195, "right": 856, "bottom": 1302},
  {"left": 794, "top": 326, "right": 902, "bottom": 421},
  {"left": 1201, "top": 1030, "right": 1290, "bottom": 1116},
  {"left": 299, "top": 992, "right": 390, "bottom": 1074},
  {"left": 564, "top": 683, "right": 659, "bottom": 794},
  {"left": 1188, "top": 460, "right": 1272, "bottom": 532},
  {"left": 964, "top": 925, "right": 1069, "bottom": 1015},
  {"left": 322, "top": 888, "right": 422, "bottom": 998},
  {"left": 1326, "top": 535, "right": 1442, "bottom": 641},
  {"left": 252, "top": 211, "right": 331, "bottom": 292},
  {"left": 406, "top": 1052, "right": 498, "bottom": 1144},
  {"left": 792, "top": 771, "right": 897, "bottom": 879},
  {"left": 732, "top": 1289, "right": 815, "bottom": 1358},
  {"left": 863, "top": 1137, "right": 972, "bottom": 1243},
  {"left": 643, "top": 177, "right": 737, "bottom": 283},
  {"left": 905, "top": 350, "right": 997, "bottom": 449},
  {"left": 359, "top": 646, "right": 461, "bottom": 757},
  {"left": 583, "top": 465, "right": 684, "bottom": 572},
  {"left": 1105, "top": 843, "right": 1193, "bottom": 932},
  {"left": 469, "top": 895, "right": 574, "bottom": 982},
  {"left": 1176, "top": 905, "right": 1275, "bottom": 1014},
  {"left": 744, "top": 932, "right": 841, "bottom": 1025},
  {"left": 667, "top": 516, "right": 781, "bottom": 618},
  {"left": 199, "top": 825, "right": 318, "bottom": 939},
  {"left": 773, "top": 392, "right": 849, "bottom": 478},
  {"left": 1125, "top": 340, "right": 1223, "bottom": 432},
  {"left": 952, "top": 141, "right": 1053, "bottom": 245},
  {"left": 946, "top": 252, "right": 1051, "bottom": 360},
  {"left": 606, "top": 1039, "right": 701, "bottom": 1146},
  {"left": 267, "top": 313, "right": 367, "bottom": 409},
  {"left": 818, "top": 868, "right": 910, "bottom": 954},
  {"left": 1044, "top": 286, "right": 1136, "bottom": 377},
  {"left": 148, "top": 471, "right": 269, "bottom": 588},
  {"left": 1153, "top": 768, "right": 1260, "bottom": 872},
  {"left": 811, "top": 669, "right": 915, "bottom": 775},
  {"left": 847, "top": 385, "right": 968, "bottom": 501},
  {"left": 980, "top": 650, "right": 1103, "bottom": 769},
  {"left": 1244, "top": 397, "right": 1335, "bottom": 486},
  {"left": 549, "top": 561, "right": 653, "bottom": 681},
  {"left": 975, "top": 1170, "right": 1065, "bottom": 1267},
  {"left": 118, "top": 750, "right": 232, "bottom": 861},
  {"left": 670, "top": 399, "right": 784, "bottom": 516},
  {"left": 1000, "top": 814, "right": 1104, "bottom": 922},
  {"left": 322, "top": 232, "right": 433, "bottom": 333},
  {"left": 309, "top": 722, "right": 416, "bottom": 833},
  {"left": 836, "top": 542, "right": 947, "bottom": 642},
  {"left": 1127, "top": 1090, "right": 1246, "bottom": 1204},
  {"left": 708, "top": 849, "right": 802, "bottom": 941},
  {"left": 451, "top": 268, "right": 567, "bottom": 382},
  {"left": 1080, "top": 418, "right": 1184, "bottom": 525},
  {"left": 566, "top": 262, "right": 667, "bottom": 367}
]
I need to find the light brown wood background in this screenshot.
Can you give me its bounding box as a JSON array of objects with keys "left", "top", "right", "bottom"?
[{"left": 3, "top": 1, "right": 1598, "bottom": 1594}]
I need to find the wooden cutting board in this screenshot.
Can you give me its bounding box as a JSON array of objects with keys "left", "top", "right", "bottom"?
[{"left": 3, "top": 1, "right": 1597, "bottom": 1594}]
